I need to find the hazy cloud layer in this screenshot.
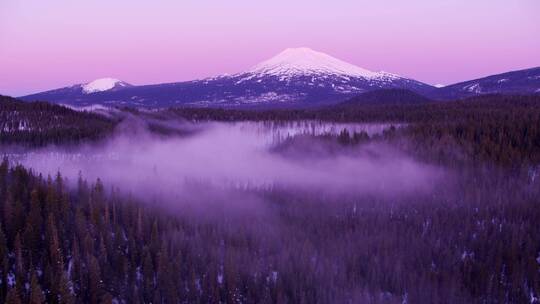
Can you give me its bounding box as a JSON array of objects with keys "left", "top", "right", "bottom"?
[{"left": 9, "top": 120, "right": 444, "bottom": 204}]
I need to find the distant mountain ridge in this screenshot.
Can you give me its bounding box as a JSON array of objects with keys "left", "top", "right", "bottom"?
[
  {"left": 430, "top": 67, "right": 540, "bottom": 100},
  {"left": 18, "top": 48, "right": 540, "bottom": 108},
  {"left": 19, "top": 48, "right": 434, "bottom": 107}
]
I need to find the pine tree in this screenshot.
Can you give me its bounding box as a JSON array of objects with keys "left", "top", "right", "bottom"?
[
  {"left": 14, "top": 233, "right": 26, "bottom": 294},
  {"left": 142, "top": 250, "right": 155, "bottom": 302},
  {"left": 0, "top": 224, "right": 8, "bottom": 301},
  {"left": 46, "top": 214, "right": 63, "bottom": 271},
  {"left": 5, "top": 287, "right": 22, "bottom": 304},
  {"left": 150, "top": 220, "right": 160, "bottom": 258},
  {"left": 2, "top": 191, "right": 15, "bottom": 240},
  {"left": 0, "top": 157, "right": 8, "bottom": 203},
  {"left": 157, "top": 240, "right": 177, "bottom": 302},
  {"left": 24, "top": 189, "right": 42, "bottom": 259},
  {"left": 136, "top": 207, "right": 143, "bottom": 241},
  {"left": 88, "top": 255, "right": 102, "bottom": 304},
  {"left": 97, "top": 236, "right": 110, "bottom": 288},
  {"left": 70, "top": 239, "right": 82, "bottom": 296},
  {"left": 57, "top": 271, "right": 74, "bottom": 304},
  {"left": 45, "top": 176, "right": 57, "bottom": 218},
  {"left": 29, "top": 272, "right": 45, "bottom": 304},
  {"left": 100, "top": 292, "right": 114, "bottom": 304}
]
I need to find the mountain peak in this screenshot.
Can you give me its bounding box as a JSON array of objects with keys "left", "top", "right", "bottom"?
[
  {"left": 82, "top": 78, "right": 130, "bottom": 94},
  {"left": 247, "top": 47, "right": 380, "bottom": 78}
]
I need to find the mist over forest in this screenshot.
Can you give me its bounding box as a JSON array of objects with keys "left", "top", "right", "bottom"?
[
  {"left": 2, "top": 0, "right": 540, "bottom": 301},
  {"left": 0, "top": 94, "right": 539, "bottom": 303},
  {"left": 8, "top": 118, "right": 442, "bottom": 200}
]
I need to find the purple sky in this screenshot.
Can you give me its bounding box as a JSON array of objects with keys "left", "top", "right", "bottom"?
[{"left": 1, "top": 0, "right": 539, "bottom": 96}]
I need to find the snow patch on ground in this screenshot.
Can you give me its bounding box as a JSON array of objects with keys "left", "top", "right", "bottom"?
[
  {"left": 464, "top": 83, "right": 481, "bottom": 93},
  {"left": 63, "top": 104, "right": 111, "bottom": 112},
  {"left": 234, "top": 92, "right": 302, "bottom": 104}
]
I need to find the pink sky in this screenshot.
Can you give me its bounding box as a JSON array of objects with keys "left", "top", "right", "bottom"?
[{"left": 1, "top": 0, "right": 539, "bottom": 96}]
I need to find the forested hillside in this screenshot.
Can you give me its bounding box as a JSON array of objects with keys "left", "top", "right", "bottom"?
[
  {"left": 0, "top": 153, "right": 539, "bottom": 303},
  {"left": 0, "top": 94, "right": 539, "bottom": 303},
  {"left": 170, "top": 94, "right": 540, "bottom": 167},
  {"left": 0, "top": 95, "right": 116, "bottom": 146},
  {"left": 169, "top": 94, "right": 540, "bottom": 123}
]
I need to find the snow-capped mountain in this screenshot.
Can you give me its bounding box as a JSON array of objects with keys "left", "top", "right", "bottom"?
[
  {"left": 222, "top": 47, "right": 432, "bottom": 104},
  {"left": 247, "top": 47, "right": 383, "bottom": 79},
  {"left": 20, "top": 48, "right": 435, "bottom": 107},
  {"left": 20, "top": 77, "right": 133, "bottom": 105},
  {"left": 18, "top": 48, "right": 539, "bottom": 108},
  {"left": 81, "top": 78, "right": 131, "bottom": 94}
]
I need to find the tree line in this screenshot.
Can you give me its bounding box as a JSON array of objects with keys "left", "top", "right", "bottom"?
[{"left": 0, "top": 95, "right": 115, "bottom": 147}]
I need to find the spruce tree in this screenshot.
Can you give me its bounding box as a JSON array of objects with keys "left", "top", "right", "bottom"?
[{"left": 29, "top": 272, "right": 45, "bottom": 304}]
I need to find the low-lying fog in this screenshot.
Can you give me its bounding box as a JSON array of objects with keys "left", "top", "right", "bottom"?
[{"left": 3, "top": 119, "right": 442, "bottom": 202}]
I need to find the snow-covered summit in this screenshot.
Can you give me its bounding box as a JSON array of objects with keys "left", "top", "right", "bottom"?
[
  {"left": 82, "top": 78, "right": 130, "bottom": 94},
  {"left": 247, "top": 47, "right": 389, "bottom": 79}
]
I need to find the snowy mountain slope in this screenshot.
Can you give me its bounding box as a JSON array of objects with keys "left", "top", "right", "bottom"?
[
  {"left": 22, "top": 48, "right": 433, "bottom": 107},
  {"left": 21, "top": 48, "right": 434, "bottom": 107},
  {"left": 21, "top": 78, "right": 133, "bottom": 103},
  {"left": 429, "top": 67, "right": 540, "bottom": 100},
  {"left": 82, "top": 78, "right": 131, "bottom": 94},
  {"left": 247, "top": 47, "right": 380, "bottom": 78},
  {"left": 219, "top": 48, "right": 434, "bottom": 104},
  {"left": 21, "top": 49, "right": 539, "bottom": 108},
  {"left": 17, "top": 48, "right": 433, "bottom": 107}
]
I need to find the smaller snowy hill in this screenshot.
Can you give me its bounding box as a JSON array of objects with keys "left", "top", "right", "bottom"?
[
  {"left": 82, "top": 78, "right": 131, "bottom": 94},
  {"left": 21, "top": 77, "right": 132, "bottom": 104}
]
